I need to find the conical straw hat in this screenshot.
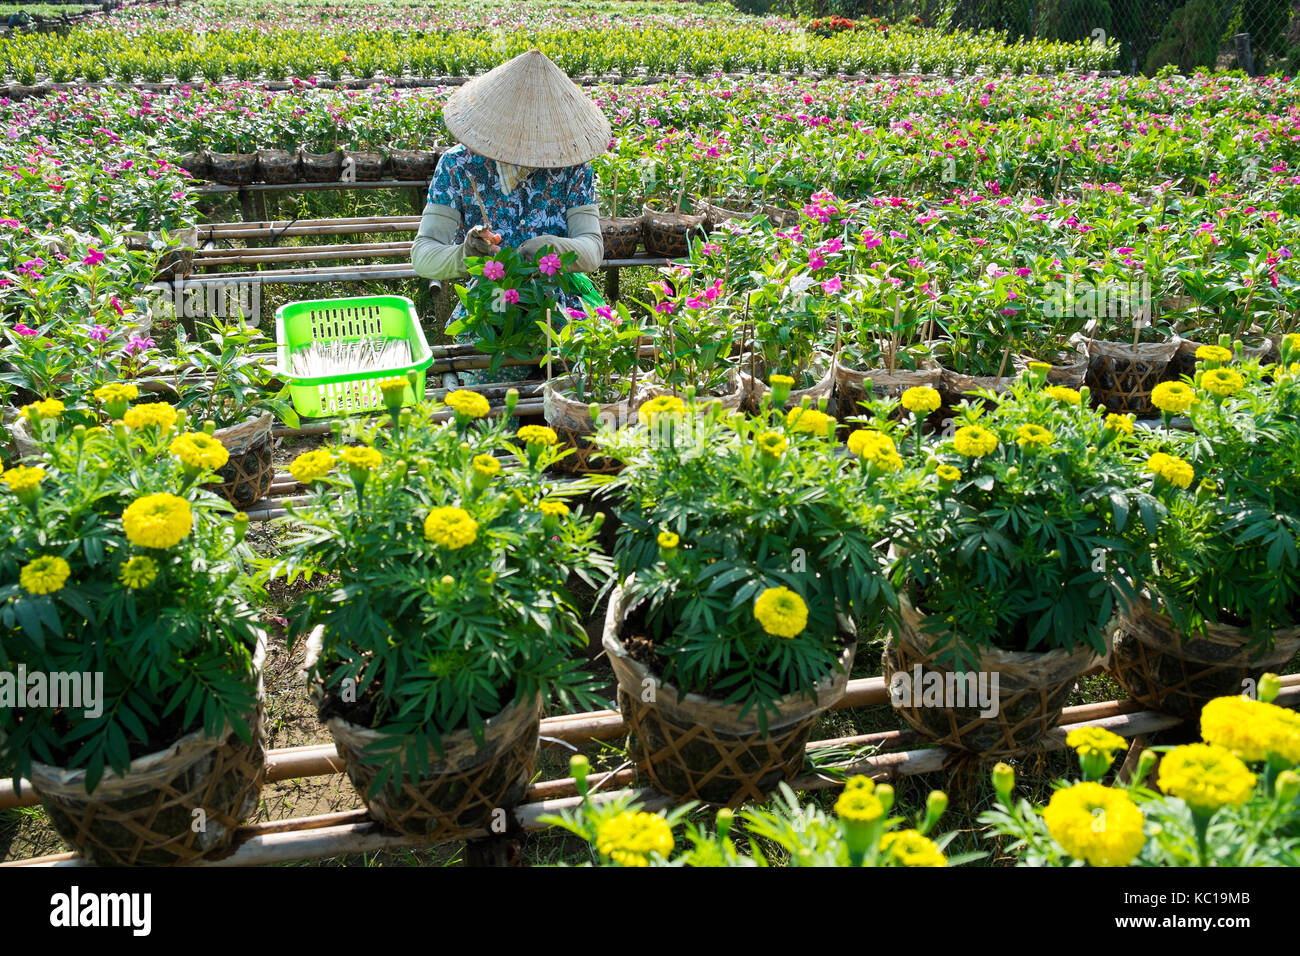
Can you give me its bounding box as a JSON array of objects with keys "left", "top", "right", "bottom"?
[{"left": 443, "top": 49, "right": 612, "bottom": 168}]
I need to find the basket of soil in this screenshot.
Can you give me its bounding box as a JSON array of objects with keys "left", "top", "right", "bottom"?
[
  {"left": 207, "top": 151, "right": 259, "bottom": 186},
  {"left": 304, "top": 627, "right": 541, "bottom": 839},
  {"left": 388, "top": 148, "right": 442, "bottom": 181},
  {"left": 1083, "top": 336, "right": 1182, "bottom": 416},
  {"left": 883, "top": 594, "right": 1107, "bottom": 757},
  {"left": 834, "top": 357, "right": 942, "bottom": 422},
  {"left": 153, "top": 225, "right": 200, "bottom": 280},
  {"left": 1108, "top": 595, "right": 1300, "bottom": 719},
  {"left": 641, "top": 203, "right": 706, "bottom": 259},
  {"left": 212, "top": 413, "right": 275, "bottom": 509},
  {"left": 1014, "top": 343, "right": 1089, "bottom": 388},
  {"left": 694, "top": 198, "right": 798, "bottom": 230},
  {"left": 600, "top": 216, "right": 643, "bottom": 259},
  {"left": 301, "top": 149, "right": 344, "bottom": 182},
  {"left": 256, "top": 148, "right": 301, "bottom": 184},
  {"left": 542, "top": 375, "right": 645, "bottom": 475},
  {"left": 176, "top": 150, "right": 211, "bottom": 181},
  {"left": 641, "top": 366, "right": 746, "bottom": 415},
  {"left": 347, "top": 149, "right": 389, "bottom": 182},
  {"left": 603, "top": 582, "right": 855, "bottom": 807},
  {"left": 28, "top": 634, "right": 267, "bottom": 866},
  {"left": 738, "top": 352, "right": 835, "bottom": 414}
]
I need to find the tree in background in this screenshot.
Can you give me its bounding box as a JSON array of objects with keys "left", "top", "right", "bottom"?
[{"left": 1144, "top": 0, "right": 1224, "bottom": 73}]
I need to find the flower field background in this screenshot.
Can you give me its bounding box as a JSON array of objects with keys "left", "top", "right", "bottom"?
[{"left": 1, "top": 0, "right": 1300, "bottom": 869}]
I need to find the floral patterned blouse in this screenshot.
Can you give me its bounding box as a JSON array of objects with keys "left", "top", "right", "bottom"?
[{"left": 427, "top": 145, "right": 596, "bottom": 384}]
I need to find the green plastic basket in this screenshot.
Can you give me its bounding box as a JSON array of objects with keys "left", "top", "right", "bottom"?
[{"left": 275, "top": 295, "right": 433, "bottom": 418}]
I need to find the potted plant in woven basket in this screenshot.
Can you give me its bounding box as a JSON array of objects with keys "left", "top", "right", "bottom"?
[
  {"left": 883, "top": 367, "right": 1163, "bottom": 756},
  {"left": 0, "top": 404, "right": 266, "bottom": 865},
  {"left": 593, "top": 386, "right": 897, "bottom": 806},
  {"left": 172, "top": 320, "right": 299, "bottom": 509},
  {"left": 1108, "top": 337, "right": 1300, "bottom": 717},
  {"left": 600, "top": 169, "right": 642, "bottom": 258},
  {"left": 206, "top": 117, "right": 260, "bottom": 187},
  {"left": 543, "top": 299, "right": 648, "bottom": 475},
  {"left": 640, "top": 271, "right": 744, "bottom": 412},
  {"left": 278, "top": 394, "right": 609, "bottom": 838}
]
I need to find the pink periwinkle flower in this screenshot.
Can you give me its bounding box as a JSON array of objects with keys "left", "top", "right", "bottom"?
[
  {"left": 82, "top": 247, "right": 106, "bottom": 267},
  {"left": 89, "top": 324, "right": 110, "bottom": 342},
  {"left": 821, "top": 276, "right": 843, "bottom": 294},
  {"left": 124, "top": 334, "right": 155, "bottom": 356},
  {"left": 538, "top": 253, "right": 561, "bottom": 277},
  {"left": 503, "top": 288, "right": 520, "bottom": 305},
  {"left": 14, "top": 323, "right": 39, "bottom": 336},
  {"left": 482, "top": 260, "right": 505, "bottom": 281}
]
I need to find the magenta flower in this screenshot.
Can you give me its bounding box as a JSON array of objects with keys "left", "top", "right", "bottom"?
[
  {"left": 89, "top": 324, "right": 110, "bottom": 342},
  {"left": 503, "top": 288, "right": 520, "bottom": 305},
  {"left": 538, "top": 253, "right": 561, "bottom": 277},
  {"left": 110, "top": 297, "right": 124, "bottom": 316},
  {"left": 654, "top": 302, "right": 676, "bottom": 315},
  {"left": 808, "top": 251, "right": 826, "bottom": 271},
  {"left": 596, "top": 306, "right": 614, "bottom": 321},
  {"left": 82, "top": 247, "right": 106, "bottom": 267},
  {"left": 124, "top": 334, "right": 155, "bottom": 356},
  {"left": 14, "top": 323, "right": 39, "bottom": 336},
  {"left": 567, "top": 308, "right": 586, "bottom": 321},
  {"left": 821, "top": 276, "right": 842, "bottom": 294},
  {"left": 482, "top": 260, "right": 505, "bottom": 281}
]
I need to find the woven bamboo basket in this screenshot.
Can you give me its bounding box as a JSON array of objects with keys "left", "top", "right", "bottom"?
[
  {"left": 939, "top": 367, "right": 1016, "bottom": 415},
  {"left": 694, "top": 199, "right": 798, "bottom": 230},
  {"left": 28, "top": 633, "right": 267, "bottom": 866},
  {"left": 640, "top": 366, "right": 745, "bottom": 414},
  {"left": 388, "top": 148, "right": 442, "bottom": 181},
  {"left": 301, "top": 149, "right": 344, "bottom": 182},
  {"left": 256, "top": 148, "right": 301, "bottom": 185},
  {"left": 1165, "top": 336, "right": 1272, "bottom": 381},
  {"left": 348, "top": 150, "right": 389, "bottom": 182},
  {"left": 176, "top": 150, "right": 211, "bottom": 181},
  {"left": 304, "top": 628, "right": 540, "bottom": 839},
  {"left": 882, "top": 595, "right": 1107, "bottom": 757},
  {"left": 600, "top": 216, "right": 643, "bottom": 258},
  {"left": 1108, "top": 595, "right": 1300, "bottom": 719},
  {"left": 738, "top": 351, "right": 835, "bottom": 415},
  {"left": 1013, "top": 344, "right": 1089, "bottom": 388},
  {"left": 212, "top": 413, "right": 274, "bottom": 509},
  {"left": 641, "top": 204, "right": 705, "bottom": 258},
  {"left": 207, "top": 151, "right": 259, "bottom": 186},
  {"left": 834, "top": 358, "right": 941, "bottom": 422},
  {"left": 603, "top": 582, "right": 855, "bottom": 807},
  {"left": 542, "top": 375, "right": 645, "bottom": 475},
  {"left": 1083, "top": 337, "right": 1181, "bottom": 416}
]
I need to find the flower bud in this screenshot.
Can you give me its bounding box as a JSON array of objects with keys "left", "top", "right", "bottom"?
[
  {"left": 233, "top": 511, "right": 249, "bottom": 542},
  {"left": 992, "top": 762, "right": 1015, "bottom": 805},
  {"left": 769, "top": 374, "right": 794, "bottom": 409},
  {"left": 203, "top": 419, "right": 217, "bottom": 436},
  {"left": 1133, "top": 749, "right": 1158, "bottom": 786},
  {"left": 715, "top": 807, "right": 734, "bottom": 840},
  {"left": 922, "top": 790, "right": 948, "bottom": 834},
  {"left": 1259, "top": 673, "right": 1282, "bottom": 704},
  {"left": 505, "top": 387, "right": 519, "bottom": 416},
  {"left": 1276, "top": 770, "right": 1300, "bottom": 805},
  {"left": 570, "top": 754, "right": 591, "bottom": 799},
  {"left": 589, "top": 402, "right": 601, "bottom": 424},
  {"left": 875, "top": 783, "right": 895, "bottom": 814}
]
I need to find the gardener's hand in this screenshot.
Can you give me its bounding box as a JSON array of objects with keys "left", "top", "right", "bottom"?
[
  {"left": 463, "top": 224, "right": 502, "bottom": 257},
  {"left": 517, "top": 234, "right": 562, "bottom": 262}
]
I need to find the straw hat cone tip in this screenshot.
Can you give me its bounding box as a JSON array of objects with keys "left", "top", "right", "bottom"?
[{"left": 443, "top": 49, "right": 612, "bottom": 168}]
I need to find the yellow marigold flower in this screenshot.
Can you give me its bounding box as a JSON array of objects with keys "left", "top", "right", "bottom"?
[
  {"left": 900, "top": 385, "right": 941, "bottom": 415},
  {"left": 123, "top": 402, "right": 178, "bottom": 433},
  {"left": 92, "top": 382, "right": 139, "bottom": 404},
  {"left": 471, "top": 454, "right": 501, "bottom": 479},
  {"left": 1158, "top": 743, "right": 1256, "bottom": 816},
  {"left": 753, "top": 586, "right": 808, "bottom": 639},
  {"left": 879, "top": 830, "right": 947, "bottom": 867},
  {"left": 769, "top": 374, "right": 795, "bottom": 388},
  {"left": 19, "top": 555, "right": 70, "bottom": 595},
  {"left": 1026, "top": 361, "right": 1052, "bottom": 373},
  {"left": 424, "top": 506, "right": 478, "bottom": 550},
  {"left": 756, "top": 429, "right": 787, "bottom": 458},
  {"left": 935, "top": 464, "right": 961, "bottom": 483},
  {"left": 1195, "top": 345, "right": 1232, "bottom": 364},
  {"left": 657, "top": 531, "right": 679, "bottom": 550},
  {"left": 1044, "top": 385, "right": 1082, "bottom": 405},
  {"left": 875, "top": 451, "right": 904, "bottom": 471},
  {"left": 21, "top": 398, "right": 65, "bottom": 423},
  {"left": 1043, "top": 783, "right": 1146, "bottom": 867},
  {"left": 169, "top": 432, "right": 229, "bottom": 471},
  {"left": 952, "top": 425, "right": 998, "bottom": 458},
  {"left": 847, "top": 429, "right": 897, "bottom": 462},
  {"left": 119, "top": 555, "right": 159, "bottom": 590},
  {"left": 340, "top": 446, "right": 383, "bottom": 471},
  {"left": 1015, "top": 424, "right": 1054, "bottom": 448},
  {"left": 1202, "top": 695, "right": 1300, "bottom": 765},
  {"left": 595, "top": 811, "right": 674, "bottom": 867},
  {"left": 1066, "top": 726, "right": 1127, "bottom": 758},
  {"left": 377, "top": 377, "right": 408, "bottom": 399},
  {"left": 289, "top": 448, "right": 334, "bottom": 484},
  {"left": 637, "top": 395, "right": 685, "bottom": 427},
  {"left": 517, "top": 424, "right": 559, "bottom": 447},
  {"left": 834, "top": 785, "right": 885, "bottom": 826},
  {"left": 444, "top": 389, "right": 489, "bottom": 419},
  {"left": 1200, "top": 368, "right": 1243, "bottom": 398},
  {"left": 537, "top": 499, "right": 570, "bottom": 519},
  {"left": 1145, "top": 452, "right": 1194, "bottom": 489},
  {"left": 786, "top": 405, "right": 834, "bottom": 435},
  {"left": 1105, "top": 413, "right": 1134, "bottom": 435},
  {"left": 1150, "top": 381, "right": 1195, "bottom": 415},
  {"left": 2, "top": 465, "right": 45, "bottom": 494},
  {"left": 123, "top": 493, "right": 193, "bottom": 549}
]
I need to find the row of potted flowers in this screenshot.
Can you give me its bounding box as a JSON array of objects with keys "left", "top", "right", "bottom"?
[{"left": 4, "top": 334, "right": 1299, "bottom": 862}]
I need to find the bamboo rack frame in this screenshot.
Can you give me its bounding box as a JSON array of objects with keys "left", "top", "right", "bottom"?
[{"left": 6, "top": 680, "right": 1295, "bottom": 867}]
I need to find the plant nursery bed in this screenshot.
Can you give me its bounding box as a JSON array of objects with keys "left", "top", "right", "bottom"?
[{"left": 4, "top": 678, "right": 1295, "bottom": 866}]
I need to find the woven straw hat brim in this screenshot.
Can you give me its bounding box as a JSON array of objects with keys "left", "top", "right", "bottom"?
[{"left": 443, "top": 49, "right": 612, "bottom": 168}]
